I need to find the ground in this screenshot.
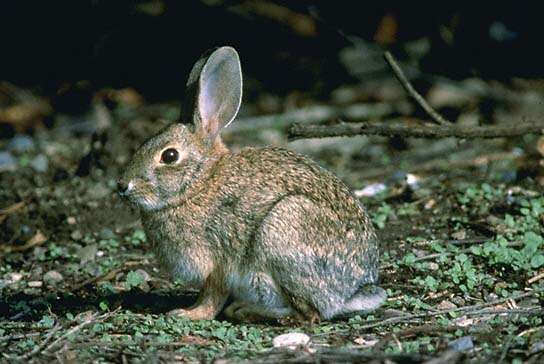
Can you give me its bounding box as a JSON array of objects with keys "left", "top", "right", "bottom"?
[{"left": 1, "top": 85, "right": 543, "bottom": 363}]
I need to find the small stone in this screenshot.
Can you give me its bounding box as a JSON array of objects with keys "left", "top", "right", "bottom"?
[
  {"left": 99, "top": 228, "right": 115, "bottom": 240},
  {"left": 8, "top": 134, "right": 35, "bottom": 152},
  {"left": 437, "top": 300, "right": 457, "bottom": 310},
  {"left": 67, "top": 216, "right": 77, "bottom": 225},
  {"left": 7, "top": 272, "right": 23, "bottom": 284},
  {"left": 537, "top": 137, "right": 544, "bottom": 157},
  {"left": 453, "top": 316, "right": 474, "bottom": 327},
  {"left": 353, "top": 337, "right": 378, "bottom": 347},
  {"left": 135, "top": 269, "right": 151, "bottom": 282},
  {"left": 71, "top": 230, "right": 83, "bottom": 241},
  {"left": 529, "top": 340, "right": 544, "bottom": 355},
  {"left": 451, "top": 230, "right": 467, "bottom": 240},
  {"left": 383, "top": 309, "right": 405, "bottom": 318},
  {"left": 138, "top": 281, "right": 151, "bottom": 293},
  {"left": 76, "top": 244, "right": 97, "bottom": 264},
  {"left": 87, "top": 183, "right": 111, "bottom": 200},
  {"left": 354, "top": 183, "right": 387, "bottom": 198},
  {"left": 428, "top": 262, "right": 439, "bottom": 270},
  {"left": 28, "top": 281, "right": 43, "bottom": 288},
  {"left": 43, "top": 270, "right": 63, "bottom": 285},
  {"left": 448, "top": 336, "right": 474, "bottom": 352},
  {"left": 451, "top": 296, "right": 466, "bottom": 306},
  {"left": 272, "top": 332, "right": 311, "bottom": 349},
  {"left": 486, "top": 292, "right": 499, "bottom": 302},
  {"left": 424, "top": 199, "right": 436, "bottom": 210},
  {"left": 30, "top": 154, "right": 48, "bottom": 173},
  {"left": 0, "top": 151, "right": 17, "bottom": 172}
]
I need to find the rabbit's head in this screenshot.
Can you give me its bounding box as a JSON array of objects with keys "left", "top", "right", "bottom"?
[{"left": 118, "top": 46, "right": 243, "bottom": 211}]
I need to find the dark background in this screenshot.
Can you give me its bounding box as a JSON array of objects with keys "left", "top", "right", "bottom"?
[{"left": 0, "top": 1, "right": 541, "bottom": 109}]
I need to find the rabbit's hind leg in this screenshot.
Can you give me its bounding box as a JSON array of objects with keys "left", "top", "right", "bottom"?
[
  {"left": 257, "top": 195, "right": 369, "bottom": 321},
  {"left": 224, "top": 301, "right": 293, "bottom": 323}
]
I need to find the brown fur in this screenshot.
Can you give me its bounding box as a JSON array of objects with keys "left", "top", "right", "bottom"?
[{"left": 119, "top": 47, "right": 385, "bottom": 322}]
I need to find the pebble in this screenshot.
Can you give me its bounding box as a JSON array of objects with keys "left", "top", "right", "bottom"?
[
  {"left": 30, "top": 154, "right": 48, "bottom": 172},
  {"left": 8, "top": 134, "right": 35, "bottom": 152},
  {"left": 7, "top": 272, "right": 23, "bottom": 284},
  {"left": 71, "top": 230, "right": 83, "bottom": 241},
  {"left": 67, "top": 216, "right": 77, "bottom": 225},
  {"left": 0, "top": 151, "right": 17, "bottom": 171},
  {"left": 272, "top": 332, "right": 311, "bottom": 349},
  {"left": 354, "top": 183, "right": 387, "bottom": 198},
  {"left": 43, "top": 270, "right": 63, "bottom": 285},
  {"left": 437, "top": 300, "right": 457, "bottom": 310},
  {"left": 99, "top": 228, "right": 115, "bottom": 240},
  {"left": 353, "top": 337, "right": 378, "bottom": 347},
  {"left": 134, "top": 269, "right": 151, "bottom": 282},
  {"left": 87, "top": 183, "right": 112, "bottom": 200},
  {"left": 451, "top": 296, "right": 466, "bottom": 306},
  {"left": 28, "top": 281, "right": 43, "bottom": 288},
  {"left": 448, "top": 336, "right": 474, "bottom": 352},
  {"left": 76, "top": 244, "right": 97, "bottom": 264}
]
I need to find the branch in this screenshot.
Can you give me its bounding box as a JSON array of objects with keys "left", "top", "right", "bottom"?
[
  {"left": 288, "top": 120, "right": 544, "bottom": 140},
  {"left": 384, "top": 51, "right": 451, "bottom": 126}
]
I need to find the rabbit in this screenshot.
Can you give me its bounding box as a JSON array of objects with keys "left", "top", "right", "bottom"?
[{"left": 118, "top": 46, "right": 386, "bottom": 322}]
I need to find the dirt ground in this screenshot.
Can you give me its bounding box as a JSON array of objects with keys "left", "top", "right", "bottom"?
[{"left": 1, "top": 72, "right": 544, "bottom": 362}]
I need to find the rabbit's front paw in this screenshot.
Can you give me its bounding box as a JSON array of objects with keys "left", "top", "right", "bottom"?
[{"left": 167, "top": 307, "right": 215, "bottom": 320}]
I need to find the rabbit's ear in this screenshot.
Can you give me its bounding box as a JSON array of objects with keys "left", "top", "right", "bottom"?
[{"left": 182, "top": 46, "right": 242, "bottom": 139}]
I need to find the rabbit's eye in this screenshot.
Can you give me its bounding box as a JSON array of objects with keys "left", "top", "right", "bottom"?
[{"left": 161, "top": 148, "right": 179, "bottom": 164}]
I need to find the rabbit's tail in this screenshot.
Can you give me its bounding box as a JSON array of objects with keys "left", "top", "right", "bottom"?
[{"left": 331, "top": 285, "right": 387, "bottom": 319}]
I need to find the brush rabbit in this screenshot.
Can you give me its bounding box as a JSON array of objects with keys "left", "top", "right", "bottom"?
[{"left": 118, "top": 46, "right": 386, "bottom": 322}]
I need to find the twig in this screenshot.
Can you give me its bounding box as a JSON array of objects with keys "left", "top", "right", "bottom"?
[
  {"left": 384, "top": 51, "right": 450, "bottom": 126},
  {"left": 528, "top": 270, "right": 544, "bottom": 285},
  {"left": 499, "top": 332, "right": 515, "bottom": 363},
  {"left": 3, "top": 324, "right": 63, "bottom": 361},
  {"left": 0, "top": 332, "right": 41, "bottom": 341},
  {"left": 0, "top": 201, "right": 26, "bottom": 215},
  {"left": 288, "top": 120, "right": 544, "bottom": 140},
  {"left": 445, "top": 238, "right": 489, "bottom": 246},
  {"left": 42, "top": 310, "right": 116, "bottom": 356},
  {"left": 1, "top": 230, "right": 47, "bottom": 253}
]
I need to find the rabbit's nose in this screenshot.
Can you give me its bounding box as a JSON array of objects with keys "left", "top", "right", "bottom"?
[{"left": 117, "top": 181, "right": 130, "bottom": 196}]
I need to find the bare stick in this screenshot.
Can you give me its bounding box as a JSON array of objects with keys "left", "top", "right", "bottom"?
[
  {"left": 528, "top": 270, "right": 544, "bottom": 284},
  {"left": 384, "top": 51, "right": 451, "bottom": 126},
  {"left": 42, "top": 310, "right": 116, "bottom": 356},
  {"left": 288, "top": 120, "right": 544, "bottom": 140},
  {"left": 3, "top": 324, "right": 62, "bottom": 361}
]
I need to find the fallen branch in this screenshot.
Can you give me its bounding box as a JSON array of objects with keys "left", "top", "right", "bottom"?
[
  {"left": 1, "top": 230, "right": 47, "bottom": 253},
  {"left": 43, "top": 310, "right": 117, "bottom": 356},
  {"left": 288, "top": 120, "right": 544, "bottom": 140},
  {"left": 528, "top": 270, "right": 544, "bottom": 285},
  {"left": 3, "top": 324, "right": 62, "bottom": 361},
  {"left": 384, "top": 51, "right": 450, "bottom": 126}
]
